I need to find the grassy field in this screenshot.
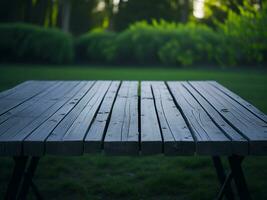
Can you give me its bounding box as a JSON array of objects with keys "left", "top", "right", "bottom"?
[{"left": 0, "top": 64, "right": 267, "bottom": 200}]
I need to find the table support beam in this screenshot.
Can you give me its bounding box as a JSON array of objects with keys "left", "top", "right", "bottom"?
[
  {"left": 17, "top": 157, "right": 41, "bottom": 200},
  {"left": 213, "top": 155, "right": 252, "bottom": 200},
  {"left": 5, "top": 155, "right": 252, "bottom": 200},
  {"left": 5, "top": 156, "right": 42, "bottom": 200},
  {"left": 5, "top": 156, "right": 28, "bottom": 200},
  {"left": 228, "top": 155, "right": 251, "bottom": 200},
  {"left": 212, "top": 156, "right": 235, "bottom": 200}
]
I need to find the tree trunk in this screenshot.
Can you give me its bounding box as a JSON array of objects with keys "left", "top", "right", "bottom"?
[
  {"left": 61, "top": 0, "right": 71, "bottom": 32},
  {"left": 181, "top": 0, "right": 189, "bottom": 23},
  {"left": 105, "top": 0, "right": 114, "bottom": 30}
]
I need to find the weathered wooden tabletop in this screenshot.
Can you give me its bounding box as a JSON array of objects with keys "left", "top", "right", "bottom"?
[{"left": 0, "top": 80, "right": 266, "bottom": 156}]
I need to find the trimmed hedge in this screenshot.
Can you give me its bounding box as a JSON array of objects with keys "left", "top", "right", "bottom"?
[
  {"left": 76, "top": 22, "right": 221, "bottom": 66},
  {"left": 0, "top": 23, "right": 73, "bottom": 64},
  {"left": 1, "top": 5, "right": 266, "bottom": 67},
  {"left": 75, "top": 29, "right": 116, "bottom": 63},
  {"left": 158, "top": 23, "right": 220, "bottom": 66},
  {"left": 76, "top": 6, "right": 267, "bottom": 67}
]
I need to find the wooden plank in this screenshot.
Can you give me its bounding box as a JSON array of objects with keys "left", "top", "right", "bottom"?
[
  {"left": 140, "top": 81, "right": 162, "bottom": 154},
  {"left": 45, "top": 81, "right": 112, "bottom": 155},
  {"left": 0, "top": 81, "right": 53, "bottom": 100},
  {"left": 209, "top": 81, "right": 267, "bottom": 123},
  {"left": 184, "top": 81, "right": 248, "bottom": 155},
  {"left": 190, "top": 81, "right": 267, "bottom": 155},
  {"left": 84, "top": 81, "right": 121, "bottom": 153},
  {"left": 0, "top": 81, "right": 62, "bottom": 125},
  {"left": 0, "top": 81, "right": 32, "bottom": 98},
  {"left": 0, "top": 81, "right": 83, "bottom": 156},
  {"left": 167, "top": 81, "right": 232, "bottom": 155},
  {"left": 0, "top": 81, "right": 55, "bottom": 115},
  {"left": 103, "top": 81, "right": 139, "bottom": 155},
  {"left": 150, "top": 81, "right": 195, "bottom": 155},
  {"left": 23, "top": 81, "right": 96, "bottom": 156},
  {"left": 0, "top": 81, "right": 76, "bottom": 137}
]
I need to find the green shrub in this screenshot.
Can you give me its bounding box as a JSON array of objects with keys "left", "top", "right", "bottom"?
[
  {"left": 114, "top": 21, "right": 165, "bottom": 64},
  {"left": 76, "top": 6, "right": 267, "bottom": 67},
  {"left": 159, "top": 40, "right": 194, "bottom": 66},
  {"left": 112, "top": 29, "right": 135, "bottom": 63},
  {"left": 158, "top": 23, "right": 220, "bottom": 67},
  {"left": 217, "top": 4, "right": 267, "bottom": 66},
  {"left": 0, "top": 23, "right": 73, "bottom": 64},
  {"left": 75, "top": 29, "right": 116, "bottom": 63},
  {"left": 112, "top": 21, "right": 221, "bottom": 66}
]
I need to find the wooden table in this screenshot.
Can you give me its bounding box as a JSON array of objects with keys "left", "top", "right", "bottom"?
[{"left": 1, "top": 80, "right": 267, "bottom": 200}]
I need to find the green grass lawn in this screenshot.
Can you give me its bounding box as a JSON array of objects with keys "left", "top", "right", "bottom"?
[{"left": 0, "top": 64, "right": 267, "bottom": 200}]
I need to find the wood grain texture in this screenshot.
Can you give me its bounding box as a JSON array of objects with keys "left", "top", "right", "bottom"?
[
  {"left": 0, "top": 81, "right": 80, "bottom": 156},
  {"left": 190, "top": 81, "right": 267, "bottom": 155},
  {"left": 184, "top": 81, "right": 248, "bottom": 155},
  {"left": 84, "top": 81, "right": 121, "bottom": 153},
  {"left": 23, "top": 81, "right": 95, "bottom": 156},
  {"left": 0, "top": 81, "right": 32, "bottom": 98},
  {"left": 151, "top": 81, "right": 195, "bottom": 155},
  {"left": 0, "top": 82, "right": 62, "bottom": 125},
  {"left": 103, "top": 81, "right": 139, "bottom": 155},
  {"left": 167, "top": 81, "right": 232, "bottom": 155},
  {"left": 45, "top": 81, "right": 112, "bottom": 155},
  {"left": 140, "top": 81, "right": 162, "bottom": 155},
  {"left": 209, "top": 81, "right": 267, "bottom": 123},
  {"left": 0, "top": 80, "right": 266, "bottom": 156},
  {"left": 0, "top": 81, "right": 55, "bottom": 115}
]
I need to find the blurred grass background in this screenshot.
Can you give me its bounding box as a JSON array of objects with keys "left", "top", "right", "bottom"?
[{"left": 0, "top": 64, "right": 266, "bottom": 200}]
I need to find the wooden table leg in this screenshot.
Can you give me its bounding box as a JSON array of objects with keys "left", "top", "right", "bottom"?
[
  {"left": 17, "top": 156, "right": 42, "bottom": 200},
  {"left": 228, "top": 155, "right": 251, "bottom": 200},
  {"left": 5, "top": 156, "right": 29, "bottom": 200},
  {"left": 212, "top": 156, "right": 235, "bottom": 200},
  {"left": 5, "top": 156, "right": 42, "bottom": 200}
]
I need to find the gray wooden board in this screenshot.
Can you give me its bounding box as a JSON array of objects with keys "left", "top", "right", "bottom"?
[
  {"left": 0, "top": 81, "right": 77, "bottom": 137},
  {"left": 0, "top": 81, "right": 55, "bottom": 115},
  {"left": 150, "top": 81, "right": 195, "bottom": 155},
  {"left": 140, "top": 81, "right": 162, "bottom": 154},
  {"left": 23, "top": 81, "right": 95, "bottom": 156},
  {"left": 0, "top": 81, "right": 32, "bottom": 99},
  {"left": 0, "top": 81, "right": 53, "bottom": 100},
  {"left": 45, "top": 81, "right": 112, "bottom": 155},
  {"left": 183, "top": 81, "right": 248, "bottom": 155},
  {"left": 167, "top": 81, "right": 232, "bottom": 155},
  {"left": 0, "top": 81, "right": 82, "bottom": 155},
  {"left": 84, "top": 81, "right": 121, "bottom": 153},
  {"left": 208, "top": 81, "right": 267, "bottom": 123},
  {"left": 103, "top": 81, "right": 139, "bottom": 155},
  {"left": 190, "top": 81, "right": 267, "bottom": 155},
  {"left": 0, "top": 81, "right": 62, "bottom": 125},
  {"left": 0, "top": 80, "right": 266, "bottom": 156}
]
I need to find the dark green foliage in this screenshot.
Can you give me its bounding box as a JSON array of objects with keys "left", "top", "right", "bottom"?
[
  {"left": 114, "top": 21, "right": 168, "bottom": 64},
  {"left": 158, "top": 23, "right": 220, "bottom": 66},
  {"left": 75, "top": 29, "right": 116, "bottom": 63},
  {"left": 77, "top": 21, "right": 220, "bottom": 66},
  {"left": 113, "top": 0, "right": 192, "bottom": 31},
  {"left": 0, "top": 0, "right": 24, "bottom": 23},
  {"left": 69, "top": 0, "right": 99, "bottom": 36},
  {"left": 217, "top": 5, "right": 267, "bottom": 66},
  {"left": 1, "top": 3, "right": 267, "bottom": 67},
  {"left": 0, "top": 23, "right": 73, "bottom": 64},
  {"left": 77, "top": 5, "right": 267, "bottom": 67}
]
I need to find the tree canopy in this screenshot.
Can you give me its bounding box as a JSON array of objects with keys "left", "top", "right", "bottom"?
[{"left": 0, "top": 0, "right": 263, "bottom": 35}]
